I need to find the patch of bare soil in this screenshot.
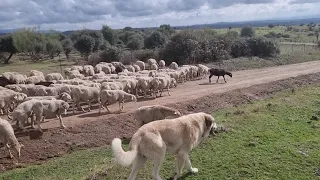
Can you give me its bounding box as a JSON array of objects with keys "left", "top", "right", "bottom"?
[{"left": 1, "top": 62, "right": 320, "bottom": 172}]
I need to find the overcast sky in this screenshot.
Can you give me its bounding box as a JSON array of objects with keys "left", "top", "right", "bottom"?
[{"left": 0, "top": 0, "right": 319, "bottom": 31}]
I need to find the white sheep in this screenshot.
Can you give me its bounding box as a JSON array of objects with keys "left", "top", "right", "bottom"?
[
  {"left": 147, "top": 58, "right": 158, "bottom": 69},
  {"left": 2, "top": 72, "right": 27, "bottom": 84},
  {"left": 24, "top": 92, "right": 72, "bottom": 102},
  {"left": 71, "top": 65, "right": 84, "bottom": 73},
  {"left": 0, "top": 90, "right": 27, "bottom": 114},
  {"left": 159, "top": 60, "right": 166, "bottom": 69},
  {"left": 134, "top": 105, "right": 182, "bottom": 126},
  {"left": 169, "top": 62, "right": 179, "bottom": 70},
  {"left": 150, "top": 76, "right": 171, "bottom": 97},
  {"left": 30, "top": 70, "right": 45, "bottom": 80},
  {"left": 135, "top": 60, "right": 145, "bottom": 71},
  {"left": 7, "top": 99, "right": 37, "bottom": 129},
  {"left": 99, "top": 90, "right": 137, "bottom": 113},
  {"left": 45, "top": 73, "right": 64, "bottom": 82},
  {"left": 133, "top": 64, "right": 141, "bottom": 72},
  {"left": 0, "top": 118, "right": 23, "bottom": 158},
  {"left": 26, "top": 76, "right": 44, "bottom": 84},
  {"left": 136, "top": 77, "right": 153, "bottom": 97},
  {"left": 150, "top": 63, "right": 158, "bottom": 70},
  {"left": 71, "top": 86, "right": 100, "bottom": 114},
  {"left": 126, "top": 65, "right": 135, "bottom": 72},
  {"left": 83, "top": 65, "right": 95, "bottom": 76},
  {"left": 31, "top": 100, "right": 70, "bottom": 131}
]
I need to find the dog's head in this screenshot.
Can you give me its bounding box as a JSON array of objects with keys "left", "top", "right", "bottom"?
[{"left": 203, "top": 114, "right": 218, "bottom": 138}]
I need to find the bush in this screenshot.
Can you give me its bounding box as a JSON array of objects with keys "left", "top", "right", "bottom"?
[
  {"left": 231, "top": 38, "right": 251, "bottom": 58},
  {"left": 144, "top": 31, "right": 167, "bottom": 49},
  {"left": 134, "top": 49, "right": 159, "bottom": 62},
  {"left": 61, "top": 39, "right": 73, "bottom": 60},
  {"left": 247, "top": 36, "right": 280, "bottom": 57},
  {"left": 74, "top": 35, "right": 94, "bottom": 60},
  {"left": 241, "top": 26, "right": 255, "bottom": 37},
  {"left": 46, "top": 39, "right": 62, "bottom": 59},
  {"left": 88, "top": 46, "right": 123, "bottom": 65},
  {"left": 281, "top": 34, "right": 290, "bottom": 38}
]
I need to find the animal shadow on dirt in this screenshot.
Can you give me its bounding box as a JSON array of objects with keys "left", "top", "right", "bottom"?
[
  {"left": 199, "top": 82, "right": 226, "bottom": 85},
  {"left": 77, "top": 111, "right": 113, "bottom": 118}
]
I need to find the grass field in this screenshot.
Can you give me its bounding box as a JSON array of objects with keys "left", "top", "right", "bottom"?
[
  {"left": 216, "top": 25, "right": 319, "bottom": 43},
  {"left": 1, "top": 84, "right": 320, "bottom": 180}
]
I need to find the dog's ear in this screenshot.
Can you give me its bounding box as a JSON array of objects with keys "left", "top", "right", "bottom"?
[{"left": 205, "top": 118, "right": 213, "bottom": 129}]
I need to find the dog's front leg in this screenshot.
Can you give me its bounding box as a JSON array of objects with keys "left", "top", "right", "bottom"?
[
  {"left": 185, "top": 154, "right": 198, "bottom": 174},
  {"left": 173, "top": 152, "right": 186, "bottom": 180}
]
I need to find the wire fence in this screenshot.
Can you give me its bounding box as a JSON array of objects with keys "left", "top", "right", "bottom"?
[{"left": 279, "top": 42, "right": 319, "bottom": 55}]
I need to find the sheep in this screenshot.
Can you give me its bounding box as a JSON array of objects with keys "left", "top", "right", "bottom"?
[
  {"left": 170, "top": 78, "right": 177, "bottom": 88},
  {"left": 71, "top": 65, "right": 84, "bottom": 73},
  {"left": 135, "top": 60, "right": 145, "bottom": 71},
  {"left": 31, "top": 100, "right": 70, "bottom": 131},
  {"left": 150, "top": 76, "right": 171, "bottom": 97},
  {"left": 134, "top": 105, "right": 182, "bottom": 126},
  {"left": 209, "top": 68, "right": 233, "bottom": 83},
  {"left": 83, "top": 65, "right": 95, "bottom": 76},
  {"left": 24, "top": 92, "right": 72, "bottom": 102},
  {"left": 125, "top": 65, "right": 135, "bottom": 72},
  {"left": 34, "top": 86, "right": 59, "bottom": 96},
  {"left": 0, "top": 91, "right": 27, "bottom": 114},
  {"left": 7, "top": 100, "right": 38, "bottom": 129},
  {"left": 136, "top": 77, "right": 153, "bottom": 97},
  {"left": 71, "top": 86, "right": 100, "bottom": 114},
  {"left": 26, "top": 76, "right": 44, "bottom": 84},
  {"left": 133, "top": 64, "right": 141, "bottom": 72},
  {"left": 4, "top": 84, "right": 23, "bottom": 92},
  {"left": 159, "top": 60, "right": 166, "bottom": 69},
  {"left": 2, "top": 72, "right": 27, "bottom": 84},
  {"left": 147, "top": 58, "right": 158, "bottom": 70},
  {"left": 196, "top": 64, "right": 209, "bottom": 78},
  {"left": 102, "top": 65, "right": 112, "bottom": 74},
  {"left": 169, "top": 62, "right": 179, "bottom": 70},
  {"left": 0, "top": 76, "right": 14, "bottom": 87},
  {"left": 0, "top": 118, "right": 23, "bottom": 158},
  {"left": 99, "top": 90, "right": 137, "bottom": 113},
  {"left": 150, "top": 63, "right": 158, "bottom": 70},
  {"left": 30, "top": 70, "right": 45, "bottom": 80},
  {"left": 45, "top": 73, "right": 64, "bottom": 82}
]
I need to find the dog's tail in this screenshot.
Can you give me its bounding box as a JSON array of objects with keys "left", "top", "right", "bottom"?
[{"left": 111, "top": 138, "right": 138, "bottom": 167}]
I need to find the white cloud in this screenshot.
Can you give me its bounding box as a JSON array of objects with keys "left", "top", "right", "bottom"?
[{"left": 0, "top": 0, "right": 319, "bottom": 31}]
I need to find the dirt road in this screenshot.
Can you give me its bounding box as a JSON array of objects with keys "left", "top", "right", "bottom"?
[
  {"left": 1, "top": 60, "right": 320, "bottom": 171},
  {"left": 42, "top": 60, "right": 320, "bottom": 129}
]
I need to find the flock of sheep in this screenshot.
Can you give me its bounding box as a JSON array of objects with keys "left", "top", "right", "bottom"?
[{"left": 0, "top": 59, "right": 212, "bottom": 159}]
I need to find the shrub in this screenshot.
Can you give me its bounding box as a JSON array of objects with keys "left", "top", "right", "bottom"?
[
  {"left": 144, "top": 31, "right": 167, "bottom": 49},
  {"left": 46, "top": 39, "right": 62, "bottom": 59},
  {"left": 247, "top": 36, "right": 280, "bottom": 57},
  {"left": 88, "top": 46, "right": 123, "bottom": 65},
  {"left": 74, "top": 35, "right": 94, "bottom": 60},
  {"left": 134, "top": 49, "right": 159, "bottom": 62},
  {"left": 61, "top": 38, "right": 73, "bottom": 60},
  {"left": 231, "top": 38, "right": 251, "bottom": 58},
  {"left": 281, "top": 34, "right": 290, "bottom": 38},
  {"left": 241, "top": 26, "right": 255, "bottom": 37}
]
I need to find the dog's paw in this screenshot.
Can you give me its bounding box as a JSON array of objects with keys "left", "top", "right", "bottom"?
[{"left": 190, "top": 168, "right": 198, "bottom": 173}]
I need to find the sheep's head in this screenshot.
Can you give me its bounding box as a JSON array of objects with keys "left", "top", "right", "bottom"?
[
  {"left": 59, "top": 101, "right": 70, "bottom": 115},
  {"left": 13, "top": 93, "right": 27, "bottom": 103},
  {"left": 59, "top": 92, "right": 72, "bottom": 102}
]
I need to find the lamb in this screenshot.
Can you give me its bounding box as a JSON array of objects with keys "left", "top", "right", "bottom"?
[
  {"left": 99, "top": 90, "right": 137, "bottom": 113},
  {"left": 133, "top": 64, "right": 141, "bottom": 72},
  {"left": 30, "top": 70, "right": 45, "bottom": 80},
  {"left": 71, "top": 86, "right": 100, "bottom": 114},
  {"left": 135, "top": 60, "right": 145, "bottom": 71},
  {"left": 134, "top": 105, "right": 182, "bottom": 126},
  {"left": 31, "top": 100, "right": 70, "bottom": 131},
  {"left": 159, "top": 60, "right": 165, "bottom": 69},
  {"left": 0, "top": 118, "right": 23, "bottom": 158},
  {"left": 150, "top": 63, "right": 158, "bottom": 70},
  {"left": 45, "top": 73, "right": 64, "bottom": 82},
  {"left": 209, "top": 68, "right": 233, "bottom": 83},
  {"left": 169, "top": 62, "right": 179, "bottom": 70}
]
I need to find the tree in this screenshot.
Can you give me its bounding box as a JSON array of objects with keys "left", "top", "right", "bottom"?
[
  {"left": 144, "top": 31, "right": 167, "bottom": 49},
  {"left": 268, "top": 24, "right": 275, "bottom": 29},
  {"left": 71, "top": 30, "right": 103, "bottom": 52},
  {"left": 101, "top": 25, "right": 115, "bottom": 45},
  {"left": 74, "top": 35, "right": 94, "bottom": 60},
  {"left": 0, "top": 35, "right": 17, "bottom": 64},
  {"left": 241, "top": 26, "right": 255, "bottom": 37},
  {"left": 46, "top": 39, "right": 63, "bottom": 59},
  {"left": 158, "top": 24, "right": 175, "bottom": 37},
  {"left": 316, "top": 31, "right": 319, "bottom": 41},
  {"left": 61, "top": 39, "right": 73, "bottom": 60},
  {"left": 126, "top": 34, "right": 144, "bottom": 60}
]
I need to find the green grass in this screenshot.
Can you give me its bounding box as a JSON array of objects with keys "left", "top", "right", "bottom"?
[{"left": 2, "top": 85, "right": 320, "bottom": 180}]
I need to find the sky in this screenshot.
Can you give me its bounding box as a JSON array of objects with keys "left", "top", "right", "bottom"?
[{"left": 0, "top": 0, "right": 319, "bottom": 31}]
